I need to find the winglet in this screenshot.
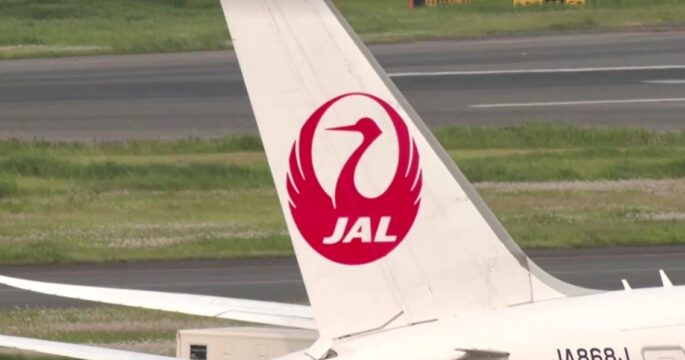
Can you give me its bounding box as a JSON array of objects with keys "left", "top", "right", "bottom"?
[
  {"left": 659, "top": 269, "right": 673, "bottom": 288},
  {"left": 621, "top": 279, "right": 632, "bottom": 291}
]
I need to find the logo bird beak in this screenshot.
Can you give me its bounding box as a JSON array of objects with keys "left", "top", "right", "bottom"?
[{"left": 327, "top": 124, "right": 359, "bottom": 132}]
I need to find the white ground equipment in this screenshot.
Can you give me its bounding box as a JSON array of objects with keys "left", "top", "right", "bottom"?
[{"left": 176, "top": 327, "right": 317, "bottom": 360}]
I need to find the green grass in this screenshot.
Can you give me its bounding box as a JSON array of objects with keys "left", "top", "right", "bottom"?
[
  {"left": 338, "top": 0, "right": 685, "bottom": 42},
  {"left": 0, "top": 355, "right": 66, "bottom": 360},
  {"left": 1, "top": 123, "right": 681, "bottom": 157},
  {"left": 486, "top": 184, "right": 685, "bottom": 248},
  {"left": 0, "top": 125, "right": 684, "bottom": 264},
  {"left": 4, "top": 146, "right": 685, "bottom": 192},
  {"left": 0, "top": 306, "right": 235, "bottom": 359},
  {"left": 433, "top": 124, "right": 685, "bottom": 149},
  {"left": 0, "top": 0, "right": 228, "bottom": 58},
  {"left": 1, "top": 125, "right": 684, "bottom": 195},
  {"left": 1, "top": 0, "right": 684, "bottom": 58},
  {"left": 453, "top": 148, "right": 685, "bottom": 182}
]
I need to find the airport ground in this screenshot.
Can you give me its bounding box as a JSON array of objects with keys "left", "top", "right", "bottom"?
[
  {"left": 1, "top": 0, "right": 684, "bottom": 59},
  {"left": 2, "top": 30, "right": 685, "bottom": 138},
  {"left": 1, "top": 29, "right": 685, "bottom": 359},
  {"left": 0, "top": 129, "right": 684, "bottom": 265},
  {"left": 1, "top": 31, "right": 684, "bottom": 265},
  {"left": 3, "top": 246, "right": 685, "bottom": 359}
]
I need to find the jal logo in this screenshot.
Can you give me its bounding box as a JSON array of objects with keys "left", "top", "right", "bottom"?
[{"left": 286, "top": 93, "right": 422, "bottom": 265}]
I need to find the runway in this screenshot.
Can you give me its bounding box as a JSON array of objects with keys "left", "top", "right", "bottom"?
[
  {"left": 1, "top": 30, "right": 685, "bottom": 140},
  {"left": 1, "top": 247, "right": 685, "bottom": 308}
]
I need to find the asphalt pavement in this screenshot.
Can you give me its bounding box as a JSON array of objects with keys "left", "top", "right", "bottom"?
[
  {"left": 2, "top": 247, "right": 685, "bottom": 308},
  {"left": 1, "top": 30, "right": 685, "bottom": 140}
]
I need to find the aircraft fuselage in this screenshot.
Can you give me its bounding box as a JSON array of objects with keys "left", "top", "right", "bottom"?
[{"left": 300, "top": 286, "right": 685, "bottom": 360}]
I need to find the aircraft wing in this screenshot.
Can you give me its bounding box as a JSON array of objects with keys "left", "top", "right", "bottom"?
[
  {"left": 0, "top": 275, "right": 316, "bottom": 330},
  {"left": 0, "top": 334, "right": 176, "bottom": 360}
]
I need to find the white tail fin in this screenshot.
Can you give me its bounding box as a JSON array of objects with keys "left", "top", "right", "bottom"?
[{"left": 219, "top": 0, "right": 593, "bottom": 339}]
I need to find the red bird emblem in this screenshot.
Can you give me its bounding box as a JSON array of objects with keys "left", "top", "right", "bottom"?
[{"left": 286, "top": 93, "right": 422, "bottom": 265}]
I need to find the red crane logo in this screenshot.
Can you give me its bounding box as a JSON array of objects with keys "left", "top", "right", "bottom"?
[{"left": 286, "top": 93, "right": 422, "bottom": 265}]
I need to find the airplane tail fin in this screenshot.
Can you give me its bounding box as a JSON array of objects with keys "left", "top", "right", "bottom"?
[{"left": 219, "top": 0, "right": 593, "bottom": 340}]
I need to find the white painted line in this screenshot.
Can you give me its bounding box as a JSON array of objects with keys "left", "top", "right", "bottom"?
[
  {"left": 471, "top": 97, "right": 685, "bottom": 109},
  {"left": 644, "top": 79, "right": 685, "bottom": 84},
  {"left": 389, "top": 65, "right": 685, "bottom": 78}
]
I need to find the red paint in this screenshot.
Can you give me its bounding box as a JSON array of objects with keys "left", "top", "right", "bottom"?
[{"left": 286, "top": 93, "right": 422, "bottom": 265}]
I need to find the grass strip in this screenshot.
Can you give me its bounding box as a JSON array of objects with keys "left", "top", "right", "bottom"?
[
  {"left": 0, "top": 306, "right": 235, "bottom": 359},
  {"left": 0, "top": 124, "right": 684, "bottom": 264},
  {"left": 2, "top": 147, "right": 685, "bottom": 195},
  {"left": 1, "top": 0, "right": 685, "bottom": 58},
  {"left": 1, "top": 124, "right": 683, "bottom": 156},
  {"left": 1, "top": 125, "right": 685, "bottom": 196},
  {"left": 0, "top": 354, "right": 66, "bottom": 360}
]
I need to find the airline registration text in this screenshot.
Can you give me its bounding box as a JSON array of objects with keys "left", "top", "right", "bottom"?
[{"left": 557, "top": 347, "right": 630, "bottom": 360}]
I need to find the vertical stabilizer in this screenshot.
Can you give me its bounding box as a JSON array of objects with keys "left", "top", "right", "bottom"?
[{"left": 219, "top": 0, "right": 592, "bottom": 339}]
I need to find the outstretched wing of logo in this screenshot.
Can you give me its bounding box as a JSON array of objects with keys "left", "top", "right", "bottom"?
[{"left": 286, "top": 93, "right": 422, "bottom": 265}]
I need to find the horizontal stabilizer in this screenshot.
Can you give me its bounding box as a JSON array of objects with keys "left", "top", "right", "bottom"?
[
  {"left": 0, "top": 334, "right": 175, "bottom": 360},
  {"left": 0, "top": 275, "right": 315, "bottom": 330}
]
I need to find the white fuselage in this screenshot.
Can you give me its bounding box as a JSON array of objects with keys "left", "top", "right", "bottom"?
[{"left": 281, "top": 286, "right": 685, "bottom": 360}]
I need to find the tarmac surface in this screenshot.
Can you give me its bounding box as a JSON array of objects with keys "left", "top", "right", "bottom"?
[
  {"left": 1, "top": 31, "right": 685, "bottom": 140},
  {"left": 2, "top": 247, "right": 685, "bottom": 308}
]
